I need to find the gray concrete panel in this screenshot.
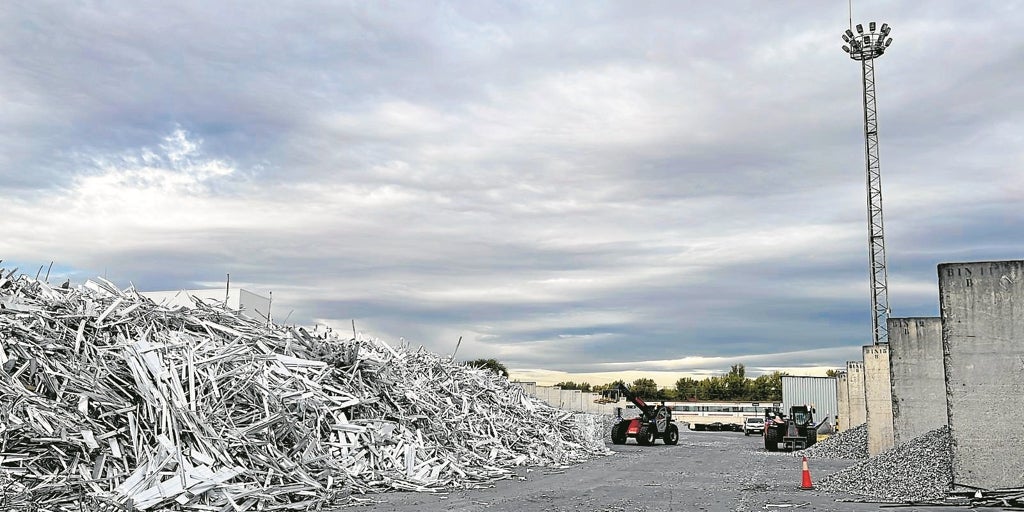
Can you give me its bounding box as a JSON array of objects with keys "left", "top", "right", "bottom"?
[
  {"left": 514, "top": 381, "right": 538, "bottom": 397},
  {"left": 537, "top": 385, "right": 562, "bottom": 407},
  {"left": 863, "top": 344, "right": 895, "bottom": 456},
  {"left": 570, "top": 389, "right": 583, "bottom": 412},
  {"left": 940, "top": 260, "right": 1024, "bottom": 489},
  {"left": 837, "top": 371, "right": 850, "bottom": 431},
  {"left": 581, "top": 392, "right": 615, "bottom": 415},
  {"left": 582, "top": 392, "right": 596, "bottom": 413},
  {"left": 888, "top": 317, "right": 946, "bottom": 445},
  {"left": 846, "top": 361, "right": 867, "bottom": 427}
]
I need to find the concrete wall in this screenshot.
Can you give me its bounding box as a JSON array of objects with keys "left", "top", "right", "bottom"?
[
  {"left": 526, "top": 386, "right": 618, "bottom": 415},
  {"left": 846, "top": 361, "right": 867, "bottom": 427},
  {"left": 514, "top": 385, "right": 615, "bottom": 415},
  {"left": 579, "top": 392, "right": 593, "bottom": 413},
  {"left": 536, "top": 386, "right": 562, "bottom": 408},
  {"left": 863, "top": 344, "right": 895, "bottom": 456},
  {"left": 888, "top": 317, "right": 946, "bottom": 445},
  {"left": 559, "top": 389, "right": 584, "bottom": 412},
  {"left": 580, "top": 392, "right": 617, "bottom": 415},
  {"left": 581, "top": 392, "right": 598, "bottom": 414},
  {"left": 515, "top": 381, "right": 538, "bottom": 397},
  {"left": 836, "top": 371, "right": 850, "bottom": 431},
  {"left": 940, "top": 260, "right": 1024, "bottom": 489}
]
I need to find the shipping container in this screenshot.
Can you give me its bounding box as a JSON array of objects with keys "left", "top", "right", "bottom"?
[{"left": 782, "top": 376, "right": 838, "bottom": 427}]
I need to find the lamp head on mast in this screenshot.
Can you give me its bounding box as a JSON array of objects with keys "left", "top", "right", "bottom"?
[{"left": 841, "top": 21, "right": 892, "bottom": 60}]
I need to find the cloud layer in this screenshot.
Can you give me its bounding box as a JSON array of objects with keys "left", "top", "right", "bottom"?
[{"left": 3, "top": 1, "right": 1023, "bottom": 383}]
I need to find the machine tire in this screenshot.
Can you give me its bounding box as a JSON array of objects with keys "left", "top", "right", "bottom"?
[
  {"left": 764, "top": 426, "right": 781, "bottom": 452},
  {"left": 806, "top": 430, "right": 818, "bottom": 448},
  {"left": 663, "top": 424, "right": 679, "bottom": 445},
  {"left": 610, "top": 422, "right": 627, "bottom": 445},
  {"left": 637, "top": 424, "right": 655, "bottom": 446}
]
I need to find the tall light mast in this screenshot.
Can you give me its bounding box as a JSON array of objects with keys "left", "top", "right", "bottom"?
[{"left": 841, "top": 22, "right": 893, "bottom": 345}]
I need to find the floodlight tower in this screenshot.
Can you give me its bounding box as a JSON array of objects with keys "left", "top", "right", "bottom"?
[{"left": 841, "top": 22, "right": 893, "bottom": 345}]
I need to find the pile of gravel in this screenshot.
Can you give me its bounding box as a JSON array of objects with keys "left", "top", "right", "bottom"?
[
  {"left": 795, "top": 423, "right": 868, "bottom": 459},
  {"left": 816, "top": 426, "right": 952, "bottom": 502}
]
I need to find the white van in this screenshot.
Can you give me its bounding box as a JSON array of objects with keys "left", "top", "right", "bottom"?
[{"left": 743, "top": 416, "right": 765, "bottom": 436}]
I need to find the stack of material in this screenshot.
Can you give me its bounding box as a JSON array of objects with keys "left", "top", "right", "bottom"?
[
  {"left": 0, "top": 269, "right": 610, "bottom": 511},
  {"left": 794, "top": 424, "right": 868, "bottom": 459},
  {"left": 816, "top": 426, "right": 952, "bottom": 502},
  {"left": 950, "top": 488, "right": 1024, "bottom": 509}
]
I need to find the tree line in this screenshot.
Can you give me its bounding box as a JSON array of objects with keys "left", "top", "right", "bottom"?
[
  {"left": 553, "top": 364, "right": 786, "bottom": 402},
  {"left": 465, "top": 359, "right": 790, "bottom": 402}
]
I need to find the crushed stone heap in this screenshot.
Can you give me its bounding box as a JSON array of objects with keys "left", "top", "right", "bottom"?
[
  {"left": 0, "top": 270, "right": 610, "bottom": 511},
  {"left": 795, "top": 423, "right": 868, "bottom": 459},
  {"left": 816, "top": 426, "right": 952, "bottom": 502}
]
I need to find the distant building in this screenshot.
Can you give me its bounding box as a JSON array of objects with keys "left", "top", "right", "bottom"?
[{"left": 140, "top": 288, "right": 272, "bottom": 321}]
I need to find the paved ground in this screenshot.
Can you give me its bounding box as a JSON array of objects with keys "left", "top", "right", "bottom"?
[{"left": 356, "top": 428, "right": 961, "bottom": 512}]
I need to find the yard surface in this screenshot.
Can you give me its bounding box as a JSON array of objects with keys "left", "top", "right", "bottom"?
[{"left": 362, "top": 428, "right": 957, "bottom": 512}]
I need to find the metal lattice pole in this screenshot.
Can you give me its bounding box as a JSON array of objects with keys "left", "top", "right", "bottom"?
[{"left": 842, "top": 22, "right": 892, "bottom": 345}]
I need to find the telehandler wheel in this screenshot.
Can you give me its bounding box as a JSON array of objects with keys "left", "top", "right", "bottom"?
[
  {"left": 764, "top": 427, "right": 781, "bottom": 452},
  {"left": 806, "top": 430, "right": 818, "bottom": 448},
  {"left": 663, "top": 424, "right": 679, "bottom": 445},
  {"left": 610, "top": 422, "right": 627, "bottom": 445},
  {"left": 636, "top": 424, "right": 655, "bottom": 446}
]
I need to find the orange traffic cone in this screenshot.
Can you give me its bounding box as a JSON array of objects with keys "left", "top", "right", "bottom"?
[{"left": 800, "top": 456, "right": 814, "bottom": 490}]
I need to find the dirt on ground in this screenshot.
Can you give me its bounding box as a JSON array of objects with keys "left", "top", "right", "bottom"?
[{"left": 353, "top": 428, "right": 961, "bottom": 512}]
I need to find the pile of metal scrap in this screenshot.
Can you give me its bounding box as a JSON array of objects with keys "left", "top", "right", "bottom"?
[{"left": 0, "top": 268, "right": 610, "bottom": 511}]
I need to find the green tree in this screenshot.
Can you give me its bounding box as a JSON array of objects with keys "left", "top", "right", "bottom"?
[
  {"left": 594, "top": 379, "right": 626, "bottom": 392},
  {"left": 674, "top": 377, "right": 700, "bottom": 401},
  {"left": 698, "top": 377, "right": 726, "bottom": 400},
  {"left": 724, "top": 364, "right": 749, "bottom": 400},
  {"left": 648, "top": 386, "right": 672, "bottom": 401},
  {"left": 729, "top": 364, "right": 746, "bottom": 379},
  {"left": 465, "top": 358, "right": 509, "bottom": 378},
  {"left": 629, "top": 378, "right": 659, "bottom": 399},
  {"left": 749, "top": 371, "right": 786, "bottom": 401},
  {"left": 825, "top": 368, "right": 840, "bottom": 377},
  {"left": 555, "top": 381, "right": 592, "bottom": 392}
]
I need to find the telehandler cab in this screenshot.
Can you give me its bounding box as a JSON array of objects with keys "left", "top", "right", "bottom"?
[{"left": 763, "top": 405, "right": 818, "bottom": 451}]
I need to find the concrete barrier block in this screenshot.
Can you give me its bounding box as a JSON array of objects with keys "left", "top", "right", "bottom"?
[
  {"left": 837, "top": 371, "right": 850, "bottom": 431},
  {"left": 888, "top": 317, "right": 946, "bottom": 445},
  {"left": 864, "top": 344, "right": 894, "bottom": 456},
  {"left": 940, "top": 260, "right": 1024, "bottom": 489},
  {"left": 846, "top": 360, "right": 867, "bottom": 427}
]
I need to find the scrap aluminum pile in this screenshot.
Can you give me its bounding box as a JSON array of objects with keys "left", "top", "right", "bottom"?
[
  {"left": 0, "top": 270, "right": 611, "bottom": 511},
  {"left": 794, "top": 423, "right": 867, "bottom": 459},
  {"left": 816, "top": 426, "right": 952, "bottom": 502}
]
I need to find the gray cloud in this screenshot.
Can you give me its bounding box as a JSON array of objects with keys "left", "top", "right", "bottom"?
[{"left": 2, "top": 1, "right": 1022, "bottom": 383}]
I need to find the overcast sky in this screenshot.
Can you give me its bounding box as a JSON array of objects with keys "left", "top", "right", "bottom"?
[{"left": 2, "top": 1, "right": 1022, "bottom": 386}]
